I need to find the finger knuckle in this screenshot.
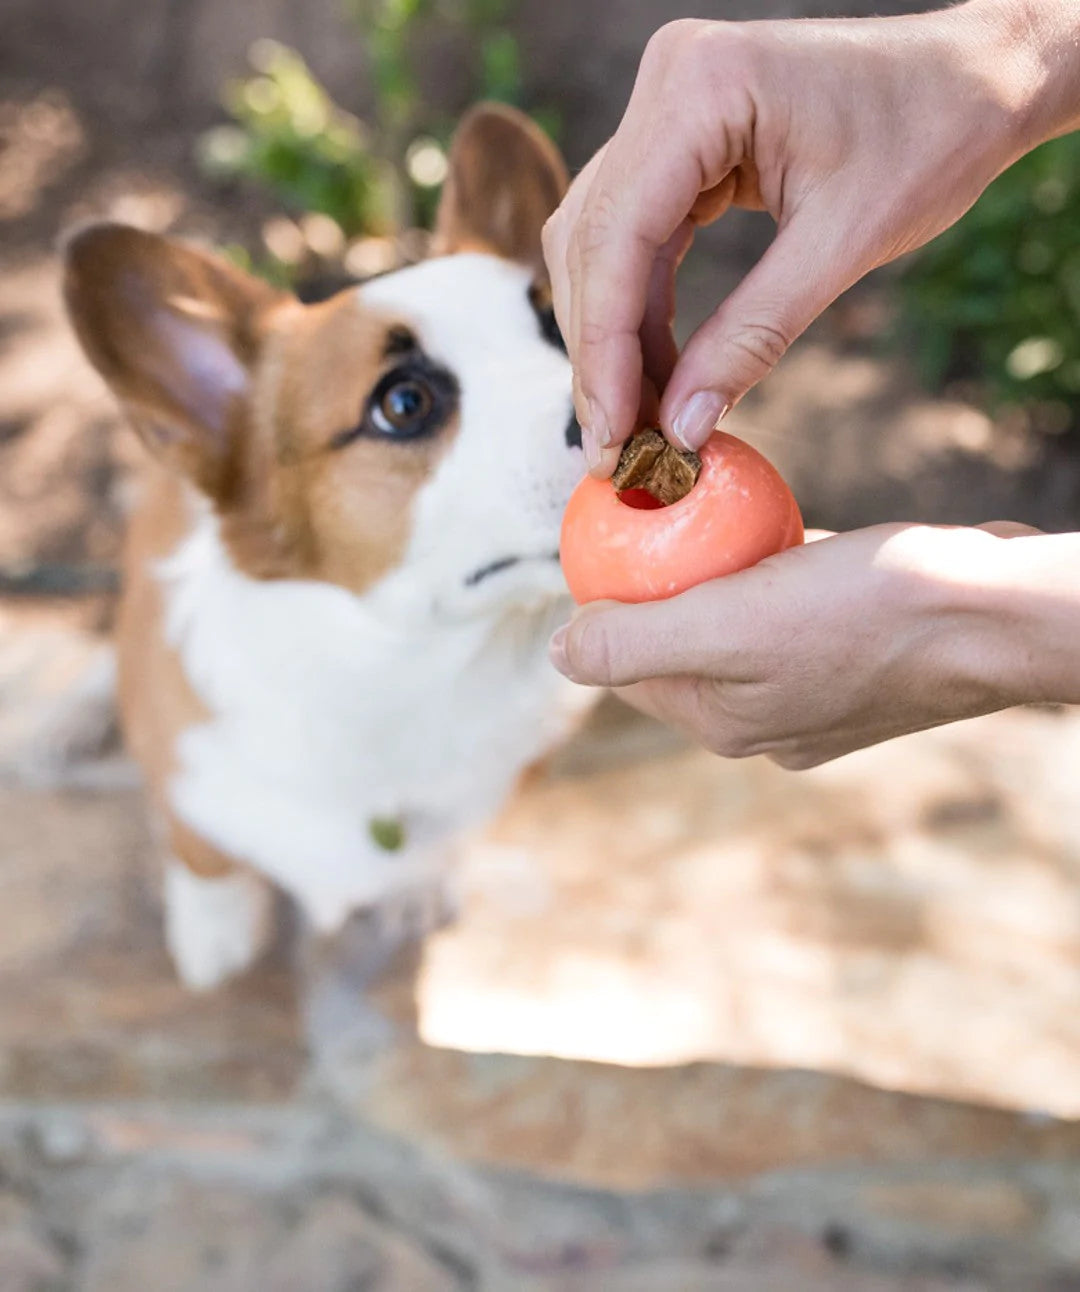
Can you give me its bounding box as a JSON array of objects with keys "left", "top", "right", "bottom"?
[
  {"left": 645, "top": 21, "right": 747, "bottom": 95},
  {"left": 577, "top": 317, "right": 612, "bottom": 351},
  {"left": 723, "top": 319, "right": 793, "bottom": 375},
  {"left": 570, "top": 615, "right": 618, "bottom": 685},
  {"left": 572, "top": 189, "right": 621, "bottom": 263},
  {"left": 674, "top": 22, "right": 732, "bottom": 85},
  {"left": 642, "top": 20, "right": 697, "bottom": 70}
]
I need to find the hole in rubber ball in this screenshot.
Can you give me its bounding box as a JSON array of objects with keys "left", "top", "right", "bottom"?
[{"left": 617, "top": 488, "right": 666, "bottom": 511}]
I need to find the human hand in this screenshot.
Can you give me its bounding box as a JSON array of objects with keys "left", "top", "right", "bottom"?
[
  {"left": 549, "top": 522, "right": 1063, "bottom": 769},
  {"left": 543, "top": 1, "right": 1076, "bottom": 473}
]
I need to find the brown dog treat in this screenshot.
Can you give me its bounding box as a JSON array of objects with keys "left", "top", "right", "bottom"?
[{"left": 611, "top": 429, "right": 701, "bottom": 505}]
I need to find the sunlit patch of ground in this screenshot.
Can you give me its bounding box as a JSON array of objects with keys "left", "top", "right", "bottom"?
[{"left": 422, "top": 699, "right": 1080, "bottom": 1116}]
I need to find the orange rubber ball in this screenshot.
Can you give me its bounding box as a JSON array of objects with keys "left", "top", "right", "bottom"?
[{"left": 560, "top": 431, "right": 804, "bottom": 604}]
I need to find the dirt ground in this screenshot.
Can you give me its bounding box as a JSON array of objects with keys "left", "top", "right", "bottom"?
[{"left": 3, "top": 18, "right": 1080, "bottom": 1290}]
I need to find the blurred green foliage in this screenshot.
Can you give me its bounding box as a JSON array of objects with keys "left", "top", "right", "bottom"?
[
  {"left": 898, "top": 133, "right": 1080, "bottom": 433},
  {"left": 198, "top": 0, "right": 542, "bottom": 263},
  {"left": 199, "top": 39, "right": 394, "bottom": 238}
]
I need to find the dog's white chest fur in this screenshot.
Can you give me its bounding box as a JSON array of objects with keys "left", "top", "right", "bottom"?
[{"left": 160, "top": 508, "right": 585, "bottom": 932}]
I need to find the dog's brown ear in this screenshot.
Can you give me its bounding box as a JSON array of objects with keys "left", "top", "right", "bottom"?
[
  {"left": 434, "top": 103, "right": 568, "bottom": 273},
  {"left": 62, "top": 223, "right": 286, "bottom": 499}
]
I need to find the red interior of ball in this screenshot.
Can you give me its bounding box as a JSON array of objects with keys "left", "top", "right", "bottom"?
[{"left": 616, "top": 488, "right": 666, "bottom": 511}]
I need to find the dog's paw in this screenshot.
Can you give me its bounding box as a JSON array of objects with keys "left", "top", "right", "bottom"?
[
  {"left": 164, "top": 861, "right": 274, "bottom": 992},
  {"left": 371, "top": 878, "right": 458, "bottom": 948},
  {"left": 299, "top": 893, "right": 447, "bottom": 1093}
]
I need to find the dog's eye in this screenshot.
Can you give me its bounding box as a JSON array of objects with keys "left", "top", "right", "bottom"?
[
  {"left": 359, "top": 368, "right": 445, "bottom": 442},
  {"left": 371, "top": 377, "right": 434, "bottom": 436},
  {"left": 332, "top": 360, "right": 457, "bottom": 451}
]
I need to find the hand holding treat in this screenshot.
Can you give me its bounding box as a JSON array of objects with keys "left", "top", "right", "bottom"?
[{"left": 542, "top": 3, "right": 1080, "bottom": 471}]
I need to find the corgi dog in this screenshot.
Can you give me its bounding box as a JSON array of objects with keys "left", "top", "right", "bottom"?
[{"left": 62, "top": 104, "right": 590, "bottom": 992}]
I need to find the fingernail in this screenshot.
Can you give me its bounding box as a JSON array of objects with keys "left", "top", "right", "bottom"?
[
  {"left": 583, "top": 433, "right": 621, "bottom": 478},
  {"left": 583, "top": 429, "right": 602, "bottom": 473},
  {"left": 587, "top": 398, "right": 613, "bottom": 448},
  {"left": 594, "top": 443, "right": 622, "bottom": 479},
  {"left": 672, "top": 391, "right": 730, "bottom": 451},
  {"left": 549, "top": 626, "right": 570, "bottom": 675}
]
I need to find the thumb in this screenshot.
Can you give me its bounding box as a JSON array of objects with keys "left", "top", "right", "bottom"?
[
  {"left": 549, "top": 583, "right": 743, "bottom": 688},
  {"left": 661, "top": 212, "right": 868, "bottom": 450}
]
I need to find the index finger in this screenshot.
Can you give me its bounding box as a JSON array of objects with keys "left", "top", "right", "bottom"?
[{"left": 570, "top": 132, "right": 709, "bottom": 451}]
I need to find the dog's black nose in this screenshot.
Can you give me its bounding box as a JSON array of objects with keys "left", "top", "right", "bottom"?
[{"left": 565, "top": 409, "right": 582, "bottom": 450}]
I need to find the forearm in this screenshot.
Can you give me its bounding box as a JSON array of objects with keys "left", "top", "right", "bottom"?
[
  {"left": 943, "top": 531, "right": 1080, "bottom": 709},
  {"left": 964, "top": 0, "right": 1080, "bottom": 148},
  {"left": 995, "top": 533, "right": 1080, "bottom": 705}
]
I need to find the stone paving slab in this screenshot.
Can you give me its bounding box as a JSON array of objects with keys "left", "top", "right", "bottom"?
[
  {"left": 2, "top": 1103, "right": 1077, "bottom": 1292},
  {"left": 0, "top": 782, "right": 304, "bottom": 1102},
  {"left": 77, "top": 1182, "right": 459, "bottom": 1292}
]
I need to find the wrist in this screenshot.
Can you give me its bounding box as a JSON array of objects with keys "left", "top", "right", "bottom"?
[
  {"left": 959, "top": 0, "right": 1080, "bottom": 152},
  {"left": 913, "top": 528, "right": 1080, "bottom": 709},
  {"left": 986, "top": 532, "right": 1080, "bottom": 706}
]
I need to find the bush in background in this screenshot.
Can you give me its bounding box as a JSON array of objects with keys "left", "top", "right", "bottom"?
[
  {"left": 199, "top": 39, "right": 395, "bottom": 241},
  {"left": 197, "top": 0, "right": 548, "bottom": 283},
  {"left": 898, "top": 132, "right": 1080, "bottom": 437}
]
